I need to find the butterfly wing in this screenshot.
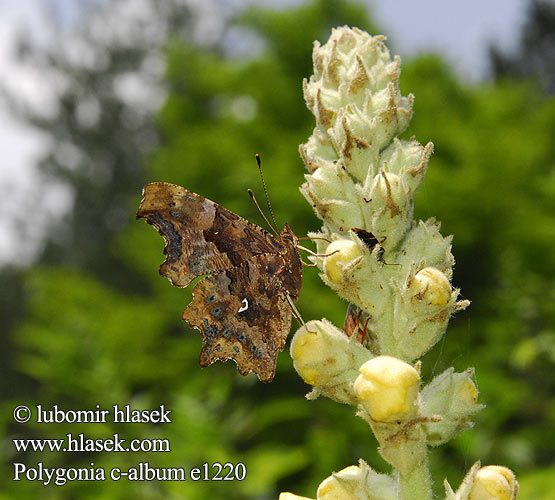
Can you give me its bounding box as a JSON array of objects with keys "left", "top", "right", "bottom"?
[
  {"left": 137, "top": 182, "right": 286, "bottom": 287},
  {"left": 182, "top": 254, "right": 293, "bottom": 383},
  {"left": 138, "top": 182, "right": 302, "bottom": 382}
]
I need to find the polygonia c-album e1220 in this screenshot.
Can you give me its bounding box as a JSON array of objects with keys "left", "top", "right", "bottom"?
[{"left": 137, "top": 182, "right": 302, "bottom": 383}]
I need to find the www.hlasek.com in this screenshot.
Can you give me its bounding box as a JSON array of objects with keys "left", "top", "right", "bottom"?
[{"left": 12, "top": 404, "right": 246, "bottom": 486}]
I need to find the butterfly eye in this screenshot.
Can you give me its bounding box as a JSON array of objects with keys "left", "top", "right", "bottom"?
[{"left": 169, "top": 202, "right": 176, "bottom": 207}]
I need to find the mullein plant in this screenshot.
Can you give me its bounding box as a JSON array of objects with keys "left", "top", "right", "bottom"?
[{"left": 280, "top": 27, "right": 519, "bottom": 500}]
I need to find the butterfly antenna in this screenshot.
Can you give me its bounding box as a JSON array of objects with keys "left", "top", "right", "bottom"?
[
  {"left": 248, "top": 189, "right": 279, "bottom": 236},
  {"left": 255, "top": 153, "right": 279, "bottom": 232}
]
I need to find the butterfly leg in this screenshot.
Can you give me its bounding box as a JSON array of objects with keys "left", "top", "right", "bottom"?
[
  {"left": 301, "top": 259, "right": 318, "bottom": 267},
  {"left": 297, "top": 245, "right": 339, "bottom": 258}
]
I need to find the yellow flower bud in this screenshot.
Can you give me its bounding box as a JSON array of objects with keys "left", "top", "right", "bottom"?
[
  {"left": 354, "top": 355, "right": 420, "bottom": 422},
  {"left": 290, "top": 325, "right": 330, "bottom": 386},
  {"left": 279, "top": 493, "right": 314, "bottom": 500},
  {"left": 290, "top": 320, "right": 371, "bottom": 405},
  {"left": 413, "top": 267, "right": 451, "bottom": 306},
  {"left": 457, "top": 379, "right": 479, "bottom": 406},
  {"left": 317, "top": 466, "right": 361, "bottom": 500},
  {"left": 469, "top": 466, "right": 519, "bottom": 500},
  {"left": 324, "top": 239, "right": 362, "bottom": 284},
  {"left": 316, "top": 461, "right": 395, "bottom": 500}
]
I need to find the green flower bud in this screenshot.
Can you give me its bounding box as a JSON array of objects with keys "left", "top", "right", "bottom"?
[
  {"left": 387, "top": 266, "right": 469, "bottom": 361},
  {"left": 379, "top": 139, "right": 432, "bottom": 194},
  {"left": 300, "top": 128, "right": 337, "bottom": 171},
  {"left": 301, "top": 161, "right": 364, "bottom": 231},
  {"left": 420, "top": 368, "right": 484, "bottom": 445},
  {"left": 397, "top": 219, "right": 454, "bottom": 270},
  {"left": 368, "top": 170, "right": 411, "bottom": 248}
]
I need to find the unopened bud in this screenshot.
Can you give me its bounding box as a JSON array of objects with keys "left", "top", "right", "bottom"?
[
  {"left": 317, "top": 461, "right": 395, "bottom": 500},
  {"left": 324, "top": 239, "right": 363, "bottom": 284},
  {"left": 469, "top": 466, "right": 519, "bottom": 500},
  {"left": 317, "top": 466, "right": 360, "bottom": 500},
  {"left": 290, "top": 319, "right": 371, "bottom": 405},
  {"left": 354, "top": 355, "right": 420, "bottom": 422},
  {"left": 279, "top": 493, "right": 314, "bottom": 500},
  {"left": 412, "top": 267, "right": 452, "bottom": 306},
  {"left": 421, "top": 368, "right": 483, "bottom": 445}
]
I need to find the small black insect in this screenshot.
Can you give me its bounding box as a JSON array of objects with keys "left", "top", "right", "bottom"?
[{"left": 352, "top": 228, "right": 385, "bottom": 262}]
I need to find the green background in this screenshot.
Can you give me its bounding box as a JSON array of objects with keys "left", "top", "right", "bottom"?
[{"left": 1, "top": 0, "right": 554, "bottom": 498}]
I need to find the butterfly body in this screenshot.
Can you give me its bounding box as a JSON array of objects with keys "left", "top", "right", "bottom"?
[{"left": 137, "top": 182, "right": 302, "bottom": 382}]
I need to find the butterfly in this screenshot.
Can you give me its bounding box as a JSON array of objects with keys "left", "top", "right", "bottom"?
[{"left": 137, "top": 182, "right": 302, "bottom": 382}]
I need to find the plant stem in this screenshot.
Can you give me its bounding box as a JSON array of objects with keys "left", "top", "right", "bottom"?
[{"left": 395, "top": 450, "right": 432, "bottom": 500}]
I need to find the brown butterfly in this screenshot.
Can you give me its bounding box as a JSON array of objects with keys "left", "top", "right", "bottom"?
[{"left": 137, "top": 182, "right": 302, "bottom": 383}]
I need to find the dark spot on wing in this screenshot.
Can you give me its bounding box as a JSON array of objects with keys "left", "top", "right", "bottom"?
[
  {"left": 210, "top": 306, "right": 223, "bottom": 318},
  {"left": 221, "top": 327, "right": 233, "bottom": 338},
  {"left": 250, "top": 344, "right": 263, "bottom": 358},
  {"left": 204, "top": 323, "right": 219, "bottom": 342},
  {"left": 170, "top": 210, "right": 182, "bottom": 219}
]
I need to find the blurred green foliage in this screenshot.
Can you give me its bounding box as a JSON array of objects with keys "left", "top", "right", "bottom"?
[
  {"left": 490, "top": 0, "right": 555, "bottom": 95},
  {"left": 2, "top": 0, "right": 554, "bottom": 498}
]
